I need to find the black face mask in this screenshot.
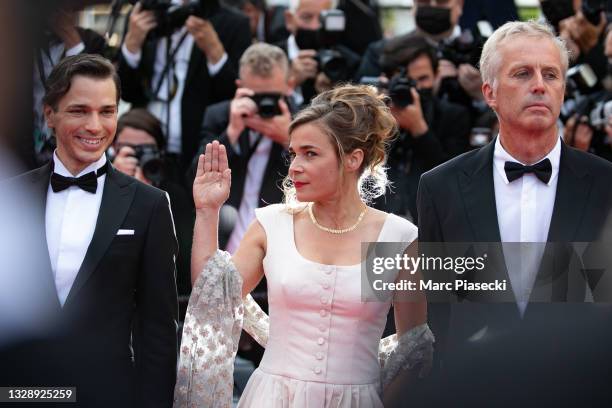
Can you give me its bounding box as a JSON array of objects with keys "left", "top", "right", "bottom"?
[
  {"left": 415, "top": 6, "right": 452, "bottom": 36},
  {"left": 540, "top": 0, "right": 575, "bottom": 28},
  {"left": 295, "top": 28, "right": 320, "bottom": 50}
]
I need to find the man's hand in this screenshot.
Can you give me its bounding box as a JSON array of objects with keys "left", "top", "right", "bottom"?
[
  {"left": 186, "top": 16, "right": 225, "bottom": 64},
  {"left": 559, "top": 11, "right": 606, "bottom": 59},
  {"left": 50, "top": 10, "right": 81, "bottom": 49},
  {"left": 563, "top": 115, "right": 593, "bottom": 151},
  {"left": 390, "top": 88, "right": 428, "bottom": 137},
  {"left": 314, "top": 72, "right": 333, "bottom": 94},
  {"left": 113, "top": 145, "right": 141, "bottom": 176},
  {"left": 244, "top": 98, "right": 292, "bottom": 147},
  {"left": 290, "top": 50, "right": 318, "bottom": 86},
  {"left": 226, "top": 88, "right": 258, "bottom": 144},
  {"left": 435, "top": 59, "right": 458, "bottom": 94},
  {"left": 124, "top": 2, "right": 157, "bottom": 54},
  {"left": 457, "top": 63, "right": 484, "bottom": 101}
]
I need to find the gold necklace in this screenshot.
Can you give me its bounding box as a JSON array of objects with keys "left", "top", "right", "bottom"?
[{"left": 308, "top": 202, "right": 367, "bottom": 234}]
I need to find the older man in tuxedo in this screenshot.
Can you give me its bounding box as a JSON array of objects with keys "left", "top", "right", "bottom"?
[
  {"left": 416, "top": 21, "right": 612, "bottom": 406},
  {"left": 1, "top": 54, "right": 178, "bottom": 407}
]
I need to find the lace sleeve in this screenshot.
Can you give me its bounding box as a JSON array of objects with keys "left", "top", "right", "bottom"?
[
  {"left": 379, "top": 323, "right": 435, "bottom": 389},
  {"left": 242, "top": 294, "right": 269, "bottom": 347},
  {"left": 174, "top": 250, "right": 244, "bottom": 408}
]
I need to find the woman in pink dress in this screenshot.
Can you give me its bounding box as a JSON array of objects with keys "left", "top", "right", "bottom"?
[{"left": 174, "top": 84, "right": 434, "bottom": 407}]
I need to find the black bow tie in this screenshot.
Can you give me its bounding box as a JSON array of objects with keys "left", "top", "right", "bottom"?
[
  {"left": 50, "top": 162, "right": 108, "bottom": 194},
  {"left": 504, "top": 158, "right": 552, "bottom": 184}
]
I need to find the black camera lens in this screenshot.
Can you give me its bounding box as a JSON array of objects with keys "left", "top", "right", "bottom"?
[
  {"left": 317, "top": 49, "right": 348, "bottom": 82},
  {"left": 388, "top": 74, "right": 416, "bottom": 107},
  {"left": 131, "top": 144, "right": 164, "bottom": 185},
  {"left": 250, "top": 93, "right": 283, "bottom": 118}
]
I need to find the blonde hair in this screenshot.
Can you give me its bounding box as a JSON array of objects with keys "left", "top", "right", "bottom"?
[
  {"left": 479, "top": 20, "right": 569, "bottom": 87},
  {"left": 282, "top": 84, "right": 397, "bottom": 208}
]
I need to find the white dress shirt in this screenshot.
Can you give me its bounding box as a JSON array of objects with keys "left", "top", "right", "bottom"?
[
  {"left": 226, "top": 131, "right": 273, "bottom": 254},
  {"left": 121, "top": 27, "right": 228, "bottom": 154},
  {"left": 493, "top": 135, "right": 561, "bottom": 313},
  {"left": 46, "top": 152, "right": 107, "bottom": 306},
  {"left": 286, "top": 34, "right": 304, "bottom": 108}
]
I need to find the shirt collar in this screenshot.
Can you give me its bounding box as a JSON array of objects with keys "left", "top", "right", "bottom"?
[
  {"left": 287, "top": 34, "right": 300, "bottom": 60},
  {"left": 52, "top": 151, "right": 107, "bottom": 178},
  {"left": 493, "top": 134, "right": 561, "bottom": 186}
]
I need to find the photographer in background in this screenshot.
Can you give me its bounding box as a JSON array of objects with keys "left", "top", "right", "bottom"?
[
  {"left": 279, "top": 0, "right": 360, "bottom": 106},
  {"left": 113, "top": 108, "right": 194, "bottom": 298},
  {"left": 192, "top": 43, "right": 293, "bottom": 252},
  {"left": 541, "top": 0, "right": 608, "bottom": 89},
  {"left": 224, "top": 0, "right": 289, "bottom": 43},
  {"left": 374, "top": 36, "right": 470, "bottom": 221},
  {"left": 117, "top": 0, "right": 251, "bottom": 174},
  {"left": 357, "top": 0, "right": 487, "bottom": 126},
  {"left": 33, "top": 3, "right": 107, "bottom": 167}
]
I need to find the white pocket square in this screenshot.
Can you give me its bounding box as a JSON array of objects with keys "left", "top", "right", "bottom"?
[{"left": 117, "top": 229, "right": 135, "bottom": 236}]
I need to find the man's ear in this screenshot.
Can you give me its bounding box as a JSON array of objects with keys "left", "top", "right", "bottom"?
[
  {"left": 345, "top": 148, "right": 364, "bottom": 173},
  {"left": 43, "top": 105, "right": 56, "bottom": 130},
  {"left": 482, "top": 82, "right": 497, "bottom": 111},
  {"left": 285, "top": 9, "right": 296, "bottom": 33}
]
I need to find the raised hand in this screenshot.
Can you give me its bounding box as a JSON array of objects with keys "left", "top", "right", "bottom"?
[{"left": 193, "top": 141, "right": 231, "bottom": 211}]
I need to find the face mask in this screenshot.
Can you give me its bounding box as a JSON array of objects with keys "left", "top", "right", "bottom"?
[
  {"left": 415, "top": 6, "right": 452, "bottom": 36},
  {"left": 295, "top": 28, "right": 320, "bottom": 50}
]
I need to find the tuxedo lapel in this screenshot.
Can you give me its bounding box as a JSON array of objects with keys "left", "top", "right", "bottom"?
[
  {"left": 547, "top": 143, "right": 592, "bottom": 242},
  {"left": 259, "top": 143, "right": 286, "bottom": 206},
  {"left": 525, "top": 144, "right": 593, "bottom": 305},
  {"left": 29, "top": 162, "right": 62, "bottom": 310},
  {"left": 185, "top": 44, "right": 205, "bottom": 91},
  {"left": 458, "top": 140, "right": 502, "bottom": 242},
  {"left": 63, "top": 165, "right": 137, "bottom": 307}
]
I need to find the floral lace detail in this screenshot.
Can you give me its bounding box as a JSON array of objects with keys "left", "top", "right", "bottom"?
[
  {"left": 379, "top": 323, "right": 435, "bottom": 388},
  {"left": 174, "top": 250, "right": 243, "bottom": 408},
  {"left": 243, "top": 294, "right": 269, "bottom": 347}
]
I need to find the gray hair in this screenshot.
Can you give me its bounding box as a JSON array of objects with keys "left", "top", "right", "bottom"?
[
  {"left": 239, "top": 43, "right": 289, "bottom": 78},
  {"left": 288, "top": 0, "right": 338, "bottom": 13},
  {"left": 479, "top": 20, "right": 569, "bottom": 87}
]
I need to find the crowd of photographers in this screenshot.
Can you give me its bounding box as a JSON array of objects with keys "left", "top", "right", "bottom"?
[{"left": 25, "top": 0, "right": 612, "bottom": 322}]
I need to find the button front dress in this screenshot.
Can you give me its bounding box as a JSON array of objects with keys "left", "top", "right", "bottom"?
[{"left": 237, "top": 204, "right": 418, "bottom": 407}]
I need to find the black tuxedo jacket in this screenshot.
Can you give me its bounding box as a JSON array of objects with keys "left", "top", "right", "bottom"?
[
  {"left": 413, "top": 139, "right": 612, "bottom": 406},
  {"left": 117, "top": 6, "right": 251, "bottom": 169},
  {"left": 1, "top": 163, "right": 179, "bottom": 407},
  {"left": 192, "top": 100, "right": 287, "bottom": 247}
]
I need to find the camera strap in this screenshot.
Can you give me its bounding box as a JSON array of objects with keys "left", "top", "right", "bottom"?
[{"left": 152, "top": 31, "right": 189, "bottom": 100}]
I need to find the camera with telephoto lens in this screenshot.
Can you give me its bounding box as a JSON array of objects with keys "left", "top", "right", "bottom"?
[
  {"left": 589, "top": 97, "right": 612, "bottom": 130},
  {"left": 436, "top": 29, "right": 484, "bottom": 68},
  {"left": 131, "top": 144, "right": 164, "bottom": 185},
  {"left": 388, "top": 69, "right": 417, "bottom": 107},
  {"left": 137, "top": 0, "right": 220, "bottom": 38},
  {"left": 315, "top": 10, "right": 348, "bottom": 82},
  {"left": 560, "top": 64, "right": 599, "bottom": 122},
  {"left": 249, "top": 93, "right": 283, "bottom": 118},
  {"left": 359, "top": 69, "right": 416, "bottom": 107}
]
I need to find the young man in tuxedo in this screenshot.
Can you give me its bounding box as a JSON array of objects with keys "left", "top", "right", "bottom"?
[
  {"left": 3, "top": 54, "right": 178, "bottom": 407},
  {"left": 416, "top": 21, "right": 612, "bottom": 405}
]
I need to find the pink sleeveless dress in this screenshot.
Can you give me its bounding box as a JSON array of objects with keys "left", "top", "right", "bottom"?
[{"left": 237, "top": 204, "right": 418, "bottom": 407}]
